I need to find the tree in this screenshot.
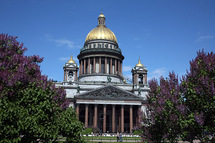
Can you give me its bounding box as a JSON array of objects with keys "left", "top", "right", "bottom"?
[
  {"left": 141, "top": 50, "right": 215, "bottom": 143},
  {"left": 58, "top": 107, "right": 85, "bottom": 143},
  {"left": 181, "top": 50, "right": 215, "bottom": 142},
  {"left": 0, "top": 34, "right": 84, "bottom": 142},
  {"left": 141, "top": 72, "right": 187, "bottom": 143}
]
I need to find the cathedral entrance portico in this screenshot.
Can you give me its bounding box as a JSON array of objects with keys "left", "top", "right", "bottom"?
[
  {"left": 74, "top": 85, "right": 143, "bottom": 133},
  {"left": 75, "top": 103, "right": 141, "bottom": 133}
]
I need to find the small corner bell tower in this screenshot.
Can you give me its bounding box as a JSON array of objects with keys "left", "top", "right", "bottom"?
[
  {"left": 63, "top": 55, "right": 79, "bottom": 83},
  {"left": 132, "top": 58, "right": 148, "bottom": 89}
]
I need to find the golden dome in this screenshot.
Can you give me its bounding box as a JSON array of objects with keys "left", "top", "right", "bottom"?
[
  {"left": 99, "top": 12, "right": 105, "bottom": 18},
  {"left": 85, "top": 26, "right": 117, "bottom": 43},
  {"left": 67, "top": 55, "right": 76, "bottom": 63},
  {"left": 85, "top": 12, "right": 117, "bottom": 43},
  {"left": 136, "top": 59, "right": 144, "bottom": 67}
]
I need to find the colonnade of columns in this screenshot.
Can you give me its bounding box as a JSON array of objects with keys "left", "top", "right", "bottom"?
[
  {"left": 76, "top": 104, "right": 141, "bottom": 133},
  {"left": 79, "top": 57, "right": 122, "bottom": 76}
]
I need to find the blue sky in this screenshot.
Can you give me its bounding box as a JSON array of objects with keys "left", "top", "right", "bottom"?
[{"left": 1, "top": 0, "right": 215, "bottom": 82}]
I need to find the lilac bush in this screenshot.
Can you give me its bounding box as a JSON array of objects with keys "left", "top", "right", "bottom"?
[
  {"left": 181, "top": 50, "right": 215, "bottom": 142},
  {"left": 0, "top": 34, "right": 84, "bottom": 142},
  {"left": 141, "top": 50, "right": 215, "bottom": 143},
  {"left": 141, "top": 72, "right": 187, "bottom": 143}
]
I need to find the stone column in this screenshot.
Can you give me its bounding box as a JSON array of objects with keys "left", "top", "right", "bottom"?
[
  {"left": 76, "top": 104, "right": 79, "bottom": 120},
  {"left": 134, "top": 74, "right": 136, "bottom": 84},
  {"left": 66, "top": 71, "right": 68, "bottom": 81},
  {"left": 121, "top": 105, "right": 124, "bottom": 132},
  {"left": 118, "top": 60, "right": 120, "bottom": 75},
  {"left": 81, "top": 60, "right": 83, "bottom": 75},
  {"left": 85, "top": 104, "right": 88, "bottom": 127},
  {"left": 130, "top": 105, "right": 133, "bottom": 133},
  {"left": 63, "top": 71, "right": 65, "bottom": 81},
  {"left": 105, "top": 57, "right": 107, "bottom": 74},
  {"left": 93, "top": 57, "right": 96, "bottom": 73},
  {"left": 75, "top": 71, "right": 77, "bottom": 81},
  {"left": 145, "top": 74, "right": 147, "bottom": 84},
  {"left": 112, "top": 105, "right": 115, "bottom": 133},
  {"left": 103, "top": 105, "right": 106, "bottom": 133},
  {"left": 115, "top": 59, "right": 117, "bottom": 75},
  {"left": 93, "top": 104, "right": 98, "bottom": 128},
  {"left": 99, "top": 57, "right": 101, "bottom": 73},
  {"left": 84, "top": 59, "right": 86, "bottom": 75},
  {"left": 88, "top": 58, "right": 90, "bottom": 74},
  {"left": 110, "top": 58, "right": 112, "bottom": 74},
  {"left": 138, "top": 106, "right": 141, "bottom": 123},
  {"left": 121, "top": 61, "right": 123, "bottom": 74},
  {"left": 79, "top": 61, "right": 82, "bottom": 76},
  {"left": 137, "top": 74, "right": 139, "bottom": 86}
]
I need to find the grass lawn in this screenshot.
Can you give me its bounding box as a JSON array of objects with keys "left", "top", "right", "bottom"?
[
  {"left": 84, "top": 136, "right": 141, "bottom": 142},
  {"left": 57, "top": 136, "right": 142, "bottom": 142}
]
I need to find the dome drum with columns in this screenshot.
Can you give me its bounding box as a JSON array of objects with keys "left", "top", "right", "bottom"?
[
  {"left": 55, "top": 12, "right": 150, "bottom": 133},
  {"left": 78, "top": 12, "right": 124, "bottom": 83}
]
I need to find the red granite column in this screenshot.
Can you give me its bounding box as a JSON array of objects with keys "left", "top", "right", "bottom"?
[
  {"left": 93, "top": 104, "right": 98, "bottom": 128},
  {"left": 103, "top": 105, "right": 106, "bottom": 133},
  {"left": 121, "top": 105, "right": 124, "bottom": 132},
  {"left": 99, "top": 57, "right": 101, "bottom": 73},
  {"left": 121, "top": 61, "right": 122, "bottom": 74},
  {"left": 115, "top": 59, "right": 117, "bottom": 75},
  {"left": 80, "top": 60, "right": 82, "bottom": 76},
  {"left": 76, "top": 104, "right": 79, "bottom": 120},
  {"left": 105, "top": 57, "right": 107, "bottom": 74},
  {"left": 130, "top": 105, "right": 133, "bottom": 133},
  {"left": 110, "top": 58, "right": 113, "bottom": 74},
  {"left": 118, "top": 60, "right": 120, "bottom": 75},
  {"left": 85, "top": 104, "right": 88, "bottom": 127},
  {"left": 93, "top": 57, "right": 96, "bottom": 73},
  {"left": 88, "top": 58, "right": 90, "bottom": 74},
  {"left": 84, "top": 59, "right": 86, "bottom": 75},
  {"left": 112, "top": 105, "right": 115, "bottom": 133}
]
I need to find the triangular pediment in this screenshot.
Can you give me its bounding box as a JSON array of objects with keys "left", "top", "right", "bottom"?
[{"left": 75, "top": 85, "right": 142, "bottom": 101}]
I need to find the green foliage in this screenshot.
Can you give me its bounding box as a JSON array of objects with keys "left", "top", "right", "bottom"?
[
  {"left": 0, "top": 34, "right": 84, "bottom": 142},
  {"left": 58, "top": 107, "right": 85, "bottom": 143},
  {"left": 133, "top": 129, "right": 142, "bottom": 135},
  {"left": 83, "top": 127, "right": 93, "bottom": 135},
  {"left": 141, "top": 50, "right": 215, "bottom": 143},
  {"left": 141, "top": 72, "right": 185, "bottom": 143},
  {"left": 181, "top": 50, "right": 215, "bottom": 142}
]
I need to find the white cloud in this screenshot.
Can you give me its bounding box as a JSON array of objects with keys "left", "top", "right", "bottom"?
[
  {"left": 123, "top": 66, "right": 133, "bottom": 72},
  {"left": 148, "top": 67, "right": 167, "bottom": 81},
  {"left": 45, "top": 34, "right": 81, "bottom": 49},
  {"left": 59, "top": 57, "right": 69, "bottom": 61},
  {"left": 59, "top": 56, "right": 78, "bottom": 62},
  {"left": 196, "top": 35, "right": 213, "bottom": 42},
  {"left": 133, "top": 37, "right": 140, "bottom": 41}
]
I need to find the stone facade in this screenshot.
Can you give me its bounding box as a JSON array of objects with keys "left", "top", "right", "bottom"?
[{"left": 55, "top": 12, "right": 150, "bottom": 133}]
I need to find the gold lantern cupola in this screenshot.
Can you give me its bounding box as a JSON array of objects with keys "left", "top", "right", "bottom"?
[
  {"left": 136, "top": 58, "right": 144, "bottom": 67},
  {"left": 98, "top": 12, "right": 105, "bottom": 26},
  {"left": 67, "top": 55, "right": 76, "bottom": 63}
]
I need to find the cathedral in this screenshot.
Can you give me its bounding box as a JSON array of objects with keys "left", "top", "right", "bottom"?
[{"left": 55, "top": 12, "right": 150, "bottom": 133}]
